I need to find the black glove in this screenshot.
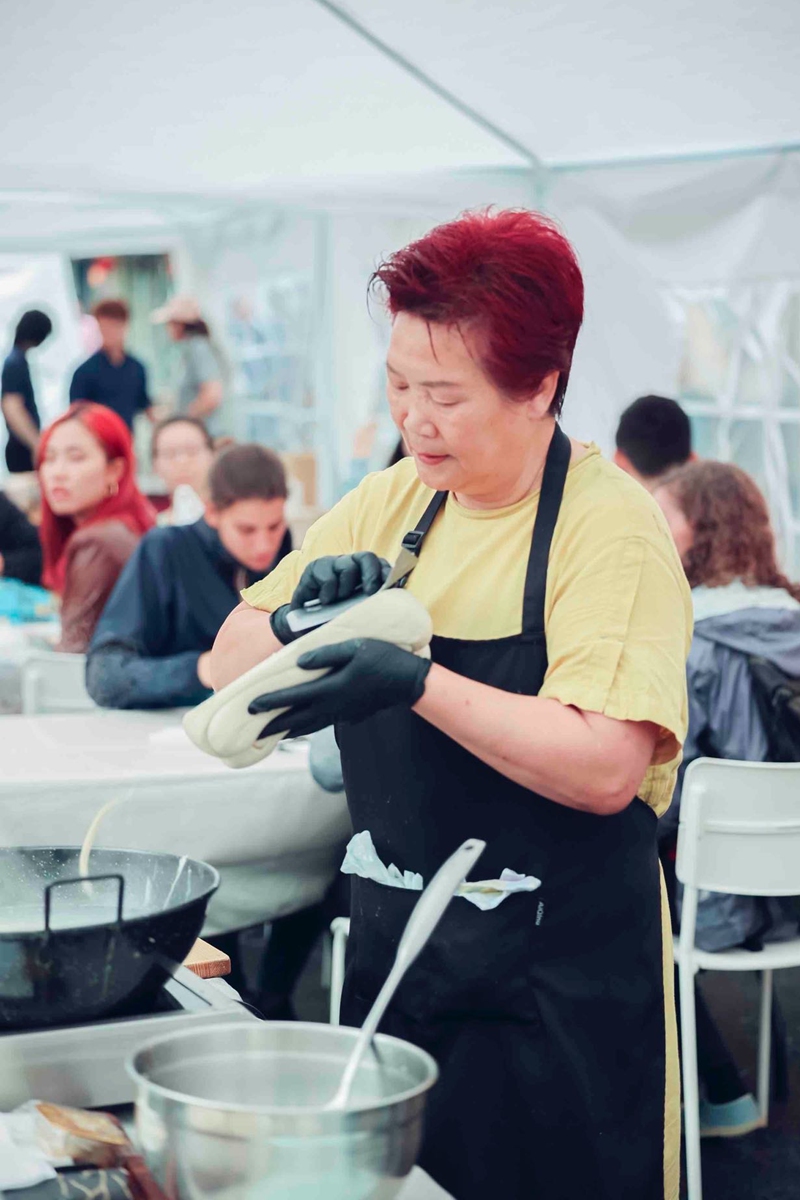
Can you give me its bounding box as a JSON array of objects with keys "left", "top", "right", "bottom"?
[
  {"left": 248, "top": 638, "right": 431, "bottom": 738},
  {"left": 292, "top": 552, "right": 390, "bottom": 608},
  {"left": 269, "top": 553, "right": 391, "bottom": 645}
]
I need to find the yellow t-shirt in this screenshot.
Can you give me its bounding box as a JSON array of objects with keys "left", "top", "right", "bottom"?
[{"left": 243, "top": 445, "right": 692, "bottom": 816}]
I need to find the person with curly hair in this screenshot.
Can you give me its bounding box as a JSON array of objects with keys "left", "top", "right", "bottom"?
[{"left": 655, "top": 460, "right": 800, "bottom": 1136}]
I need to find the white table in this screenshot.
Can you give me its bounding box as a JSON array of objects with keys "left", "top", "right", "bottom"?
[{"left": 0, "top": 709, "right": 351, "bottom": 933}]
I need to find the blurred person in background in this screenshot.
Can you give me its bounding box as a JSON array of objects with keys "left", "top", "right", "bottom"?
[
  {"left": 69, "top": 299, "right": 152, "bottom": 430},
  {"left": 656, "top": 459, "right": 800, "bottom": 1137},
  {"left": 151, "top": 296, "right": 224, "bottom": 430},
  {"left": 151, "top": 415, "right": 215, "bottom": 526},
  {"left": 86, "top": 443, "right": 291, "bottom": 710},
  {"left": 615, "top": 394, "right": 694, "bottom": 490},
  {"left": 1, "top": 310, "right": 53, "bottom": 474},
  {"left": 0, "top": 491, "right": 42, "bottom": 585},
  {"left": 38, "top": 403, "right": 155, "bottom": 653}
]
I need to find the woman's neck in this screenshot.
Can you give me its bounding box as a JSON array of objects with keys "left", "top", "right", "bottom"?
[
  {"left": 72, "top": 503, "right": 106, "bottom": 527},
  {"left": 454, "top": 425, "right": 560, "bottom": 510}
]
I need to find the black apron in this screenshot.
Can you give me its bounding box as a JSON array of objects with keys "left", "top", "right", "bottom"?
[{"left": 337, "top": 425, "right": 668, "bottom": 1200}]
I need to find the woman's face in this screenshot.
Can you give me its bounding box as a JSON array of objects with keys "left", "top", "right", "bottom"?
[
  {"left": 654, "top": 486, "right": 694, "bottom": 561},
  {"left": 205, "top": 497, "right": 287, "bottom": 574},
  {"left": 153, "top": 422, "right": 214, "bottom": 496},
  {"left": 166, "top": 320, "right": 184, "bottom": 342},
  {"left": 386, "top": 312, "right": 557, "bottom": 505},
  {"left": 39, "top": 419, "right": 123, "bottom": 521}
]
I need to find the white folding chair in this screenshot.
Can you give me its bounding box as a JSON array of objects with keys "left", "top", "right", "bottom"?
[
  {"left": 329, "top": 916, "right": 351, "bottom": 1025},
  {"left": 675, "top": 758, "right": 800, "bottom": 1200},
  {"left": 20, "top": 651, "right": 95, "bottom": 714}
]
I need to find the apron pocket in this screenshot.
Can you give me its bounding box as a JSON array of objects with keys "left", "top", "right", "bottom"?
[{"left": 348, "top": 875, "right": 543, "bottom": 1025}]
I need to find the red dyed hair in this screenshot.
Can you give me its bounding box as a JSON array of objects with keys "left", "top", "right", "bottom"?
[
  {"left": 372, "top": 208, "right": 584, "bottom": 413},
  {"left": 38, "top": 402, "right": 156, "bottom": 593}
]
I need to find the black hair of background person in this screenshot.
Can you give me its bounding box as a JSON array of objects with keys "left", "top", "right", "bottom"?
[
  {"left": 2, "top": 309, "right": 54, "bottom": 473},
  {"left": 14, "top": 310, "right": 53, "bottom": 348},
  {"left": 615, "top": 395, "right": 692, "bottom": 478}
]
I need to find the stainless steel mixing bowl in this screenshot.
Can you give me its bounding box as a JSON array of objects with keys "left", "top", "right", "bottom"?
[{"left": 128, "top": 1020, "right": 439, "bottom": 1200}]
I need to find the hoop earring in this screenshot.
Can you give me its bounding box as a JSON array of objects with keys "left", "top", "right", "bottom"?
[{"left": 107, "top": 480, "right": 119, "bottom": 498}]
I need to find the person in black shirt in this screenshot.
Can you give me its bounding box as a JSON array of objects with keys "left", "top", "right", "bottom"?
[
  {"left": 86, "top": 443, "right": 290, "bottom": 709},
  {"left": 0, "top": 491, "right": 42, "bottom": 585},
  {"left": 614, "top": 394, "right": 694, "bottom": 491},
  {"left": 1, "top": 310, "right": 53, "bottom": 473},
  {"left": 69, "top": 299, "right": 152, "bottom": 430}
]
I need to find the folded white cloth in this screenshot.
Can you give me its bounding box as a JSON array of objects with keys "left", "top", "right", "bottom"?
[
  {"left": 341, "top": 830, "right": 542, "bottom": 911},
  {"left": 183, "top": 589, "right": 433, "bottom": 769},
  {"left": 0, "top": 1105, "right": 65, "bottom": 1190}
]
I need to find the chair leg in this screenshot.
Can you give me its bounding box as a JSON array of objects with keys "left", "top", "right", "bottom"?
[
  {"left": 320, "top": 930, "right": 332, "bottom": 988},
  {"left": 678, "top": 957, "right": 703, "bottom": 1200},
  {"left": 771, "top": 990, "right": 789, "bottom": 1104},
  {"left": 329, "top": 918, "right": 349, "bottom": 1026},
  {"left": 757, "top": 969, "right": 773, "bottom": 1126}
]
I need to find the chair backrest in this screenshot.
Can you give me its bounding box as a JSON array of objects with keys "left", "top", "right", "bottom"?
[
  {"left": 676, "top": 757, "right": 800, "bottom": 898},
  {"left": 20, "top": 651, "right": 95, "bottom": 715}
]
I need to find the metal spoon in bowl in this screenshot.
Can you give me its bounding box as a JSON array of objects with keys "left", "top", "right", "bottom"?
[{"left": 326, "top": 836, "right": 486, "bottom": 1110}]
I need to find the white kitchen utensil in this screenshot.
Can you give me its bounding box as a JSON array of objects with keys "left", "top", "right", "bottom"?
[{"left": 326, "top": 837, "right": 486, "bottom": 1110}]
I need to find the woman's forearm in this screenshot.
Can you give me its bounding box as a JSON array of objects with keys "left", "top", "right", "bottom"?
[
  {"left": 413, "top": 664, "right": 657, "bottom": 815},
  {"left": 210, "top": 602, "right": 282, "bottom": 689},
  {"left": 1, "top": 395, "right": 40, "bottom": 450},
  {"left": 188, "top": 381, "right": 222, "bottom": 419}
]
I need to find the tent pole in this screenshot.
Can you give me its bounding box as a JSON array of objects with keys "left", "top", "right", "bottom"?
[
  {"left": 310, "top": 0, "right": 544, "bottom": 179},
  {"left": 551, "top": 140, "right": 800, "bottom": 174}
]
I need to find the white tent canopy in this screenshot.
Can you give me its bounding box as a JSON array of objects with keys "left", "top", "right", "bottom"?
[
  {"left": 1, "top": 0, "right": 796, "bottom": 246},
  {"left": 3, "top": 0, "right": 797, "bottom": 196},
  {"left": 0, "top": 1, "right": 798, "bottom": 537}
]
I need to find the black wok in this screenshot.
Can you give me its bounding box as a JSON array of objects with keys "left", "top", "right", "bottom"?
[{"left": 0, "top": 846, "right": 219, "bottom": 1029}]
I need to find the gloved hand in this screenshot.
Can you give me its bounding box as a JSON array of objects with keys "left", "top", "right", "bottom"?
[
  {"left": 270, "top": 553, "right": 390, "bottom": 645},
  {"left": 248, "top": 638, "right": 431, "bottom": 738}
]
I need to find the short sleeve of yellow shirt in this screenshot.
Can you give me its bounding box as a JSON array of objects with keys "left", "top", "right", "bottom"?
[{"left": 244, "top": 446, "right": 692, "bottom": 816}]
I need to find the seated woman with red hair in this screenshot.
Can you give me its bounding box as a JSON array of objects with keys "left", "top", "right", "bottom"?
[{"left": 38, "top": 402, "right": 155, "bottom": 652}]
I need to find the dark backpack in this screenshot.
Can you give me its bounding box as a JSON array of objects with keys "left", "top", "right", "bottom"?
[{"left": 748, "top": 655, "right": 800, "bottom": 762}]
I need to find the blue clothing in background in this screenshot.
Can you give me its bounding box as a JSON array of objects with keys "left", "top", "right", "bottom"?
[
  {"left": 69, "top": 351, "right": 151, "bottom": 429},
  {"left": 662, "top": 598, "right": 800, "bottom": 841},
  {"left": 661, "top": 589, "right": 800, "bottom": 952},
  {"left": 1, "top": 347, "right": 40, "bottom": 472},
  {"left": 86, "top": 518, "right": 291, "bottom": 710}
]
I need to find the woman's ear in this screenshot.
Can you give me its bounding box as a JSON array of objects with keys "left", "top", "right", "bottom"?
[
  {"left": 526, "top": 370, "right": 560, "bottom": 419},
  {"left": 108, "top": 457, "right": 125, "bottom": 487},
  {"left": 204, "top": 502, "right": 220, "bottom": 530}
]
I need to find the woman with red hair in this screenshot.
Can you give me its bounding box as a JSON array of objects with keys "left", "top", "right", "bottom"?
[
  {"left": 211, "top": 210, "right": 690, "bottom": 1200},
  {"left": 38, "top": 402, "right": 155, "bottom": 652}
]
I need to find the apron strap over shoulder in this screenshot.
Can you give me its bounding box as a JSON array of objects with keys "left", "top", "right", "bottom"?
[
  {"left": 397, "top": 423, "right": 569, "bottom": 632},
  {"left": 522, "top": 423, "right": 571, "bottom": 636},
  {"left": 400, "top": 489, "right": 448, "bottom": 556}
]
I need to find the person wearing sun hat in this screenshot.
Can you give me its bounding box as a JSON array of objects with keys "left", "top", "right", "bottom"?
[{"left": 152, "top": 295, "right": 225, "bottom": 433}]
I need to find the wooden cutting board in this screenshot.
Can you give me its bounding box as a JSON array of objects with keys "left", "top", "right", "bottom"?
[{"left": 183, "top": 938, "right": 232, "bottom": 979}]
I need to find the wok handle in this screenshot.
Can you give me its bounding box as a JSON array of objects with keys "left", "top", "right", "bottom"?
[{"left": 44, "top": 873, "right": 126, "bottom": 931}]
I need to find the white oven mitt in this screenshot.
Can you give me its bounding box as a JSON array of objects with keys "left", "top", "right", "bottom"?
[{"left": 183, "top": 588, "right": 433, "bottom": 769}]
